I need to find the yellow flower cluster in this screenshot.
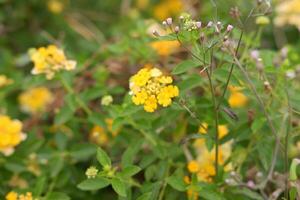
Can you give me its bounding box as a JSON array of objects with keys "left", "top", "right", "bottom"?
[
  {"left": 150, "top": 40, "right": 180, "bottom": 57},
  {"left": 129, "top": 67, "right": 179, "bottom": 112},
  {"left": 153, "top": 0, "right": 183, "bottom": 20},
  {"left": 5, "top": 191, "right": 33, "bottom": 200},
  {"left": 274, "top": 0, "right": 300, "bottom": 28},
  {"left": 47, "top": 0, "right": 64, "bottom": 14},
  {"left": 19, "top": 87, "right": 53, "bottom": 114},
  {"left": 183, "top": 176, "right": 198, "bottom": 200},
  {"left": 0, "top": 75, "right": 13, "bottom": 88},
  {"left": 89, "top": 119, "right": 119, "bottom": 146},
  {"left": 187, "top": 123, "right": 232, "bottom": 182},
  {"left": 29, "top": 45, "right": 76, "bottom": 80},
  {"left": 0, "top": 115, "right": 26, "bottom": 156},
  {"left": 228, "top": 85, "right": 248, "bottom": 108}
]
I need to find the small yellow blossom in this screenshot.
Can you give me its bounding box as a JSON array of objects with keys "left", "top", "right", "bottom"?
[
  {"left": 150, "top": 40, "right": 180, "bottom": 57},
  {"left": 18, "top": 192, "right": 33, "bottom": 200},
  {"left": 6, "top": 192, "right": 33, "bottom": 200},
  {"left": 0, "top": 75, "right": 13, "bottom": 88},
  {"left": 228, "top": 85, "right": 248, "bottom": 108},
  {"left": 5, "top": 191, "right": 18, "bottom": 200},
  {"left": 19, "top": 87, "right": 53, "bottom": 114},
  {"left": 187, "top": 160, "right": 200, "bottom": 173},
  {"left": 129, "top": 67, "right": 179, "bottom": 112},
  {"left": 47, "top": 0, "right": 64, "bottom": 14},
  {"left": 29, "top": 45, "right": 76, "bottom": 79},
  {"left": 183, "top": 176, "right": 198, "bottom": 200},
  {"left": 89, "top": 118, "right": 119, "bottom": 145},
  {"left": 0, "top": 115, "right": 26, "bottom": 156},
  {"left": 136, "top": 0, "right": 149, "bottom": 10},
  {"left": 153, "top": 0, "right": 183, "bottom": 20},
  {"left": 274, "top": 0, "right": 300, "bottom": 28},
  {"left": 198, "top": 123, "right": 229, "bottom": 139},
  {"left": 256, "top": 16, "right": 270, "bottom": 25}
]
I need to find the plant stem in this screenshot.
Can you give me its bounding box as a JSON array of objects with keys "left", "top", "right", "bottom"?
[{"left": 58, "top": 74, "right": 92, "bottom": 116}]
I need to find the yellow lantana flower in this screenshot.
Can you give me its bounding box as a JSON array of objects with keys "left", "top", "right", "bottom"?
[
  {"left": 153, "top": 0, "right": 183, "bottom": 20},
  {"left": 274, "top": 0, "right": 300, "bottom": 28},
  {"left": 197, "top": 123, "right": 229, "bottom": 139},
  {"left": 0, "top": 75, "right": 13, "bottom": 88},
  {"left": 228, "top": 85, "right": 248, "bottom": 108},
  {"left": 187, "top": 160, "right": 200, "bottom": 173},
  {"left": 19, "top": 87, "right": 53, "bottom": 114},
  {"left": 89, "top": 118, "right": 119, "bottom": 145},
  {"left": 0, "top": 115, "right": 26, "bottom": 156},
  {"left": 129, "top": 67, "right": 179, "bottom": 112},
  {"left": 29, "top": 45, "right": 76, "bottom": 79},
  {"left": 150, "top": 40, "right": 180, "bottom": 57},
  {"left": 47, "top": 0, "right": 64, "bottom": 14},
  {"left": 5, "top": 191, "right": 18, "bottom": 200}
]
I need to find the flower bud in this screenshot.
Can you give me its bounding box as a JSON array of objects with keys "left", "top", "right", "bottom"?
[
  {"left": 101, "top": 95, "right": 113, "bottom": 106},
  {"left": 162, "top": 21, "right": 167, "bottom": 26},
  {"left": 166, "top": 17, "right": 173, "bottom": 25},
  {"left": 196, "top": 21, "right": 202, "bottom": 29},
  {"left": 226, "top": 24, "right": 234, "bottom": 32},
  {"left": 85, "top": 166, "right": 98, "bottom": 179},
  {"left": 152, "top": 30, "right": 160, "bottom": 37},
  {"left": 174, "top": 26, "right": 180, "bottom": 33},
  {"left": 207, "top": 21, "right": 213, "bottom": 28}
]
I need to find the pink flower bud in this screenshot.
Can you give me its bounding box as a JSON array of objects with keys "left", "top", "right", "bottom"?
[
  {"left": 227, "top": 24, "right": 234, "bottom": 32},
  {"left": 166, "top": 18, "right": 173, "bottom": 25},
  {"left": 207, "top": 21, "right": 213, "bottom": 28},
  {"left": 196, "top": 21, "right": 202, "bottom": 29}
]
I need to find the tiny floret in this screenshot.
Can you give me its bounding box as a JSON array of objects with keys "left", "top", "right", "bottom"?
[
  {"left": 85, "top": 166, "right": 99, "bottom": 179},
  {"left": 129, "top": 66, "right": 179, "bottom": 112}
]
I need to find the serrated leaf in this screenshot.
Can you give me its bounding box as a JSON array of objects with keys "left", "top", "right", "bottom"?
[
  {"left": 111, "top": 178, "right": 127, "bottom": 197},
  {"left": 96, "top": 147, "right": 111, "bottom": 168},
  {"left": 77, "top": 178, "right": 110, "bottom": 191},
  {"left": 172, "top": 60, "right": 201, "bottom": 75}
]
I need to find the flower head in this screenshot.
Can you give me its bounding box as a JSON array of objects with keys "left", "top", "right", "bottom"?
[
  {"left": 19, "top": 87, "right": 53, "bottom": 114},
  {"left": 85, "top": 166, "right": 99, "bottom": 179},
  {"left": 153, "top": 0, "right": 183, "bottom": 20},
  {"left": 29, "top": 45, "right": 76, "bottom": 79},
  {"left": 101, "top": 95, "right": 113, "bottom": 106},
  {"left": 0, "top": 75, "right": 13, "bottom": 88},
  {"left": 0, "top": 115, "right": 26, "bottom": 156},
  {"left": 228, "top": 85, "right": 248, "bottom": 108},
  {"left": 89, "top": 118, "right": 119, "bottom": 145},
  {"left": 47, "top": 0, "right": 64, "bottom": 14},
  {"left": 150, "top": 40, "right": 180, "bottom": 57},
  {"left": 274, "top": 0, "right": 300, "bottom": 28},
  {"left": 129, "top": 67, "right": 179, "bottom": 112},
  {"left": 5, "top": 191, "right": 33, "bottom": 200},
  {"left": 5, "top": 191, "right": 18, "bottom": 200}
]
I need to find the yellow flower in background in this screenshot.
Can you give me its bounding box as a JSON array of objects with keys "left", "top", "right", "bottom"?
[
  {"left": 129, "top": 67, "right": 179, "bottom": 112},
  {"left": 0, "top": 75, "right": 13, "bottom": 88},
  {"left": 5, "top": 191, "right": 18, "bottom": 200},
  {"left": 0, "top": 115, "right": 26, "bottom": 156},
  {"left": 136, "top": 0, "right": 149, "bottom": 10},
  {"left": 187, "top": 160, "right": 200, "bottom": 173},
  {"left": 274, "top": 0, "right": 300, "bottom": 28},
  {"left": 153, "top": 0, "right": 183, "bottom": 20},
  {"left": 19, "top": 87, "right": 53, "bottom": 114},
  {"left": 150, "top": 40, "right": 180, "bottom": 57},
  {"left": 19, "top": 192, "right": 33, "bottom": 200},
  {"left": 228, "top": 85, "right": 248, "bottom": 108},
  {"left": 183, "top": 176, "right": 198, "bottom": 200},
  {"left": 198, "top": 123, "right": 229, "bottom": 139},
  {"left": 89, "top": 118, "right": 119, "bottom": 145},
  {"left": 47, "top": 0, "right": 64, "bottom": 14},
  {"left": 29, "top": 45, "right": 76, "bottom": 79}
]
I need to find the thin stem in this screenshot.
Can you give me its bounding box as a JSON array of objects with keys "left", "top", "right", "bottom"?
[
  {"left": 58, "top": 74, "right": 92, "bottom": 115},
  {"left": 128, "top": 119, "right": 157, "bottom": 146},
  {"left": 205, "top": 50, "right": 219, "bottom": 177},
  {"left": 232, "top": 55, "right": 280, "bottom": 188}
]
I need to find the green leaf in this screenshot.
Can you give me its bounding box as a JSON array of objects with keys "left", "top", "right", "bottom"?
[
  {"left": 111, "top": 178, "right": 127, "bottom": 197},
  {"left": 96, "top": 147, "right": 111, "bottom": 168},
  {"left": 230, "top": 188, "right": 263, "bottom": 200},
  {"left": 136, "top": 192, "right": 152, "bottom": 200},
  {"left": 54, "top": 106, "right": 75, "bottom": 125},
  {"left": 120, "top": 165, "right": 141, "bottom": 177},
  {"left": 289, "top": 158, "right": 300, "bottom": 181},
  {"left": 45, "top": 192, "right": 70, "bottom": 200},
  {"left": 77, "top": 178, "right": 110, "bottom": 191},
  {"left": 172, "top": 60, "right": 201, "bottom": 75},
  {"left": 166, "top": 174, "right": 186, "bottom": 192},
  {"left": 33, "top": 176, "right": 47, "bottom": 196},
  {"left": 69, "top": 143, "right": 96, "bottom": 161}
]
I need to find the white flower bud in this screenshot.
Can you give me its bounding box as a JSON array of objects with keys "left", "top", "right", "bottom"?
[
  {"left": 174, "top": 26, "right": 180, "bottom": 33},
  {"left": 226, "top": 24, "right": 234, "bottom": 32},
  {"left": 162, "top": 21, "right": 167, "bottom": 26},
  {"left": 207, "top": 21, "right": 213, "bottom": 28},
  {"left": 196, "top": 21, "right": 202, "bottom": 29},
  {"left": 166, "top": 17, "right": 173, "bottom": 25}
]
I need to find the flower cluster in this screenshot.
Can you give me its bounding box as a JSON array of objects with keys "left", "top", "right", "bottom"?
[
  {"left": 89, "top": 118, "right": 119, "bottom": 146},
  {"left": 85, "top": 166, "right": 99, "bottom": 179},
  {"left": 5, "top": 191, "right": 34, "bottom": 200},
  {"left": 29, "top": 45, "right": 76, "bottom": 80},
  {"left": 129, "top": 67, "right": 179, "bottom": 112},
  {"left": 275, "top": 0, "right": 300, "bottom": 28},
  {"left": 187, "top": 123, "right": 232, "bottom": 182},
  {"left": 0, "top": 115, "right": 26, "bottom": 156},
  {"left": 0, "top": 75, "right": 13, "bottom": 88},
  {"left": 19, "top": 87, "right": 53, "bottom": 114},
  {"left": 228, "top": 85, "right": 248, "bottom": 108}
]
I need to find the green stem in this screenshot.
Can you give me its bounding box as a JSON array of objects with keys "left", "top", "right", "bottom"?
[
  {"left": 57, "top": 74, "right": 92, "bottom": 116},
  {"left": 128, "top": 118, "right": 157, "bottom": 146}
]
